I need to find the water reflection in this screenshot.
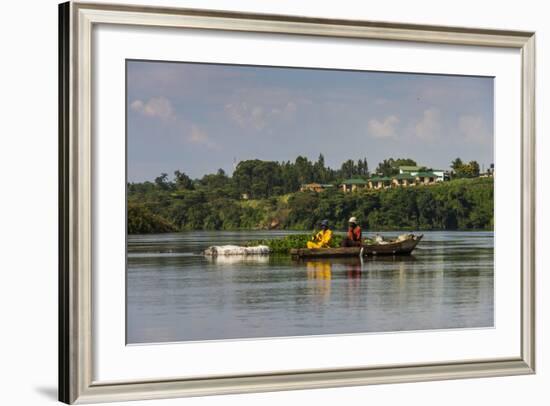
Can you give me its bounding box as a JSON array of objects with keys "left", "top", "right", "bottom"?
[
  {"left": 306, "top": 260, "right": 332, "bottom": 301},
  {"left": 127, "top": 231, "right": 494, "bottom": 343}
]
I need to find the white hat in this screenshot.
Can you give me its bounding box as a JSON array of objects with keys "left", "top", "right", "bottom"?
[{"left": 348, "top": 217, "right": 357, "bottom": 223}]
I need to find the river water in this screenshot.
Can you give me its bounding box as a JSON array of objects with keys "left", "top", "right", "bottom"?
[{"left": 127, "top": 231, "right": 493, "bottom": 344}]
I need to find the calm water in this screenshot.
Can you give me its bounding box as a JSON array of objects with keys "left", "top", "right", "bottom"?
[{"left": 127, "top": 231, "right": 494, "bottom": 344}]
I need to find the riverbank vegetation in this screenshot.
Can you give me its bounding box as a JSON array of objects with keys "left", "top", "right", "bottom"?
[{"left": 127, "top": 156, "right": 493, "bottom": 234}]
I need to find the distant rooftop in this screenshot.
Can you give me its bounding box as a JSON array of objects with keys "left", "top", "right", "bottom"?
[
  {"left": 341, "top": 178, "right": 368, "bottom": 185},
  {"left": 301, "top": 183, "right": 334, "bottom": 187},
  {"left": 415, "top": 171, "right": 437, "bottom": 177},
  {"left": 399, "top": 165, "right": 422, "bottom": 172},
  {"left": 370, "top": 176, "right": 392, "bottom": 182},
  {"left": 394, "top": 173, "right": 415, "bottom": 180}
]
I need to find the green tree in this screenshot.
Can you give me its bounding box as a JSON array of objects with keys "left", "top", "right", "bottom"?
[
  {"left": 375, "top": 158, "right": 417, "bottom": 176},
  {"left": 313, "top": 153, "right": 328, "bottom": 183},
  {"left": 451, "top": 158, "right": 463, "bottom": 171},
  {"left": 174, "top": 170, "right": 194, "bottom": 190},
  {"left": 154, "top": 173, "right": 172, "bottom": 190},
  {"left": 127, "top": 202, "right": 177, "bottom": 233},
  {"left": 451, "top": 158, "right": 480, "bottom": 178},
  {"left": 199, "top": 168, "right": 229, "bottom": 189},
  {"left": 233, "top": 160, "right": 283, "bottom": 198},
  {"left": 416, "top": 190, "right": 437, "bottom": 228},
  {"left": 340, "top": 159, "right": 357, "bottom": 179},
  {"left": 357, "top": 157, "right": 369, "bottom": 176},
  {"left": 464, "top": 161, "right": 480, "bottom": 177},
  {"left": 294, "top": 156, "right": 314, "bottom": 185}
]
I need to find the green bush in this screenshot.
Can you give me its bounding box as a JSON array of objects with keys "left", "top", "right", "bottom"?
[{"left": 127, "top": 203, "right": 177, "bottom": 234}]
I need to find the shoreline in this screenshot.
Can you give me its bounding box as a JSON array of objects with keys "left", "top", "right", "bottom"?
[{"left": 128, "top": 228, "right": 494, "bottom": 236}]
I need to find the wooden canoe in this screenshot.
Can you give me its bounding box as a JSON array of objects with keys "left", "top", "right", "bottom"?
[{"left": 290, "top": 234, "right": 423, "bottom": 258}]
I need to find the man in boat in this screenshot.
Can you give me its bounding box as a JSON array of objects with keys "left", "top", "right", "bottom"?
[
  {"left": 341, "top": 216, "right": 362, "bottom": 247},
  {"left": 307, "top": 219, "right": 333, "bottom": 249}
]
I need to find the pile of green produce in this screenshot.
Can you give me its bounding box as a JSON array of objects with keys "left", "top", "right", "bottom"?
[{"left": 246, "top": 234, "right": 385, "bottom": 254}]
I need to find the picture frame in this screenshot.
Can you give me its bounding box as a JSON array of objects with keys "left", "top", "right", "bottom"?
[{"left": 59, "top": 1, "right": 536, "bottom": 404}]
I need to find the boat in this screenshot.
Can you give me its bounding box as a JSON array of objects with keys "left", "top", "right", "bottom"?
[{"left": 290, "top": 234, "right": 423, "bottom": 258}]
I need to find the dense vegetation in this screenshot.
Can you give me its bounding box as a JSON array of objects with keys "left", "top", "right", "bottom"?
[
  {"left": 127, "top": 203, "right": 178, "bottom": 234},
  {"left": 127, "top": 156, "right": 493, "bottom": 234},
  {"left": 244, "top": 234, "right": 386, "bottom": 254},
  {"left": 246, "top": 234, "right": 344, "bottom": 254}
]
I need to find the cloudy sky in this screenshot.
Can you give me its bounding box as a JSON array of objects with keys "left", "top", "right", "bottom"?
[{"left": 127, "top": 60, "right": 494, "bottom": 182}]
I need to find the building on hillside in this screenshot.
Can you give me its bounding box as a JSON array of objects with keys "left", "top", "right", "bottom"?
[
  {"left": 340, "top": 178, "right": 368, "bottom": 193},
  {"left": 337, "top": 166, "right": 449, "bottom": 192},
  {"left": 400, "top": 165, "right": 448, "bottom": 182},
  {"left": 368, "top": 176, "right": 392, "bottom": 190},
  {"left": 300, "top": 183, "right": 335, "bottom": 192},
  {"left": 429, "top": 169, "right": 448, "bottom": 182},
  {"left": 415, "top": 171, "right": 438, "bottom": 185},
  {"left": 392, "top": 173, "right": 416, "bottom": 187},
  {"left": 398, "top": 165, "right": 423, "bottom": 175}
]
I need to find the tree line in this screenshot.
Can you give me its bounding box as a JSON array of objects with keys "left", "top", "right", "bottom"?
[
  {"left": 138, "top": 155, "right": 486, "bottom": 201},
  {"left": 146, "top": 154, "right": 371, "bottom": 200}
]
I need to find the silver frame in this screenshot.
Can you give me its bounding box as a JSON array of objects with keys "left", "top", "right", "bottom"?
[{"left": 58, "top": 1, "right": 536, "bottom": 403}]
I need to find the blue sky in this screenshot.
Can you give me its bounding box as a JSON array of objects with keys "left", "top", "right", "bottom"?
[{"left": 127, "top": 60, "right": 494, "bottom": 182}]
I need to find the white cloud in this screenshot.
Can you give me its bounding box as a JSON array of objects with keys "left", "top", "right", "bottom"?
[
  {"left": 224, "top": 93, "right": 299, "bottom": 131},
  {"left": 368, "top": 115, "right": 399, "bottom": 138},
  {"left": 130, "top": 96, "right": 175, "bottom": 120},
  {"left": 225, "top": 102, "right": 263, "bottom": 130},
  {"left": 415, "top": 108, "right": 441, "bottom": 139},
  {"left": 458, "top": 115, "right": 491, "bottom": 144},
  {"left": 186, "top": 125, "right": 218, "bottom": 150}
]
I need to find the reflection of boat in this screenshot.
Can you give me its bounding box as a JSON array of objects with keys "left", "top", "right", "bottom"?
[
  {"left": 290, "top": 234, "right": 423, "bottom": 258},
  {"left": 306, "top": 261, "right": 332, "bottom": 300}
]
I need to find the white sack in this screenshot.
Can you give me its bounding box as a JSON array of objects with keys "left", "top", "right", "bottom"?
[{"left": 204, "top": 245, "right": 271, "bottom": 256}]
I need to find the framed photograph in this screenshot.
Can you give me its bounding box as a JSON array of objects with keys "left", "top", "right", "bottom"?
[{"left": 59, "top": 1, "right": 535, "bottom": 404}]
